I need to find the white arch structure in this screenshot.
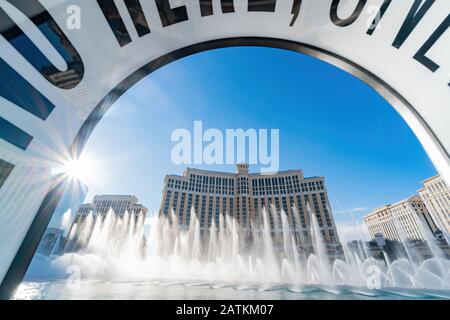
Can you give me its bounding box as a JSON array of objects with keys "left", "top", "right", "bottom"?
[{"left": 0, "top": 0, "right": 448, "bottom": 297}]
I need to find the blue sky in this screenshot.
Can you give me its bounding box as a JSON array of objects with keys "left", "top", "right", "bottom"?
[{"left": 81, "top": 46, "right": 437, "bottom": 239}]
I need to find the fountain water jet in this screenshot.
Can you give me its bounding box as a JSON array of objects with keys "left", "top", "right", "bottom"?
[{"left": 48, "top": 206, "right": 450, "bottom": 291}]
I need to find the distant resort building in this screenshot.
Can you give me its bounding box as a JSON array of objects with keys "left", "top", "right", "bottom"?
[
  {"left": 74, "top": 195, "right": 148, "bottom": 217},
  {"left": 364, "top": 195, "right": 437, "bottom": 241},
  {"left": 159, "top": 164, "right": 342, "bottom": 256},
  {"left": 65, "top": 195, "right": 148, "bottom": 252},
  {"left": 418, "top": 175, "right": 450, "bottom": 234},
  {"left": 364, "top": 174, "right": 450, "bottom": 242}
]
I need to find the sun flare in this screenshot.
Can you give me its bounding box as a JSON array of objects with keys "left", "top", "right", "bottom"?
[{"left": 52, "top": 157, "right": 97, "bottom": 183}]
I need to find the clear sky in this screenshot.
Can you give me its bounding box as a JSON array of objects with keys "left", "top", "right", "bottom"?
[{"left": 81, "top": 46, "right": 437, "bottom": 240}]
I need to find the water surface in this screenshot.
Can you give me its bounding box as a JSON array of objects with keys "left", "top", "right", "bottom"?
[{"left": 15, "top": 280, "right": 450, "bottom": 300}]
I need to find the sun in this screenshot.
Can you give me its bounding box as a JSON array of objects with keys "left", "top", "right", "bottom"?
[
  {"left": 63, "top": 159, "right": 95, "bottom": 181},
  {"left": 52, "top": 157, "right": 97, "bottom": 183}
]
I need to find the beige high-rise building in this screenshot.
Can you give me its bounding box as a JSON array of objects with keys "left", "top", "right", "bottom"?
[
  {"left": 418, "top": 175, "right": 450, "bottom": 234},
  {"left": 73, "top": 195, "right": 148, "bottom": 219},
  {"left": 364, "top": 195, "right": 437, "bottom": 241},
  {"left": 159, "top": 164, "right": 341, "bottom": 254}
]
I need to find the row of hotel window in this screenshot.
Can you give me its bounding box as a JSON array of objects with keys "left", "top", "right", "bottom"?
[
  {"left": 162, "top": 191, "right": 333, "bottom": 230},
  {"left": 429, "top": 181, "right": 448, "bottom": 192},
  {"left": 432, "top": 195, "right": 450, "bottom": 218},
  {"left": 376, "top": 202, "right": 425, "bottom": 218},
  {"left": 76, "top": 205, "right": 143, "bottom": 215},
  {"left": 167, "top": 175, "right": 324, "bottom": 195}
]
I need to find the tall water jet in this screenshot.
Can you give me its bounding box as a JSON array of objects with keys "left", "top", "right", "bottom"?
[{"left": 308, "top": 203, "right": 332, "bottom": 285}]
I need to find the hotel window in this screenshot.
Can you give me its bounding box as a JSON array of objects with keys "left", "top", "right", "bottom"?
[
  {"left": 275, "top": 198, "right": 282, "bottom": 226},
  {"left": 186, "top": 194, "right": 193, "bottom": 223},
  {"left": 173, "top": 191, "right": 179, "bottom": 215},
  {"left": 242, "top": 197, "right": 247, "bottom": 225},
  {"left": 297, "top": 197, "right": 306, "bottom": 228},
  {"left": 199, "top": 196, "right": 206, "bottom": 227},
  {"left": 253, "top": 198, "right": 259, "bottom": 224},
  {"left": 207, "top": 196, "right": 213, "bottom": 227},
  {"left": 215, "top": 197, "right": 221, "bottom": 225},
  {"left": 267, "top": 198, "right": 274, "bottom": 227},
  {"left": 222, "top": 197, "right": 227, "bottom": 215},
  {"left": 194, "top": 195, "right": 200, "bottom": 213},
  {"left": 163, "top": 190, "right": 172, "bottom": 215}
]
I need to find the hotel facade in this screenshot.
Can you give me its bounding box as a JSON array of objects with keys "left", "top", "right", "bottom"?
[
  {"left": 159, "top": 164, "right": 341, "bottom": 255},
  {"left": 364, "top": 195, "right": 437, "bottom": 241},
  {"left": 418, "top": 175, "right": 450, "bottom": 234}
]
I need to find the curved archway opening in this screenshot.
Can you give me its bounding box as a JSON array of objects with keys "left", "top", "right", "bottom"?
[{"left": 12, "top": 44, "right": 450, "bottom": 300}]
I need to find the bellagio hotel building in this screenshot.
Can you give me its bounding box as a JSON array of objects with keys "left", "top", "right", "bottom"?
[{"left": 159, "top": 164, "right": 341, "bottom": 255}]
